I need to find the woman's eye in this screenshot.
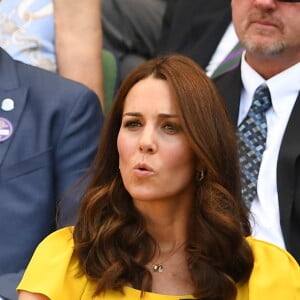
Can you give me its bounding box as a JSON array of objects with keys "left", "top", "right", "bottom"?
[
  {"left": 124, "top": 120, "right": 142, "bottom": 129},
  {"left": 163, "top": 123, "right": 180, "bottom": 134}
]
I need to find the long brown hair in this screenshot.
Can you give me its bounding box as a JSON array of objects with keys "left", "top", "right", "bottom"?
[{"left": 73, "top": 54, "right": 254, "bottom": 299}]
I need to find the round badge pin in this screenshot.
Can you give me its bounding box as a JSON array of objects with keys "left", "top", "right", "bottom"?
[
  {"left": 1, "top": 98, "right": 14, "bottom": 111},
  {"left": 0, "top": 117, "right": 13, "bottom": 142}
]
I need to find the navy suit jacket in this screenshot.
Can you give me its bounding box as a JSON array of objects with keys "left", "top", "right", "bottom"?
[
  {"left": 214, "top": 67, "right": 300, "bottom": 264},
  {"left": 0, "top": 49, "right": 103, "bottom": 299},
  {"left": 157, "top": 0, "right": 232, "bottom": 69}
]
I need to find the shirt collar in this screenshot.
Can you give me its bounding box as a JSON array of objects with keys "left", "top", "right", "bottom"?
[{"left": 241, "top": 53, "right": 300, "bottom": 114}]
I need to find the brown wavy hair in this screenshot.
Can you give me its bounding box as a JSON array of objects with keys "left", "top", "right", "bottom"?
[{"left": 73, "top": 54, "right": 254, "bottom": 299}]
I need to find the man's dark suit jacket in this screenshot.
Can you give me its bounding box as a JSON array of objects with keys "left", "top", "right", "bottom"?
[
  {"left": 0, "top": 49, "right": 103, "bottom": 299},
  {"left": 157, "top": 0, "right": 232, "bottom": 69},
  {"left": 214, "top": 67, "right": 300, "bottom": 264}
]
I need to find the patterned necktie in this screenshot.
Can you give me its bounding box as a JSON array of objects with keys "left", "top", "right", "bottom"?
[
  {"left": 211, "top": 42, "right": 244, "bottom": 78},
  {"left": 237, "top": 84, "right": 272, "bottom": 206}
]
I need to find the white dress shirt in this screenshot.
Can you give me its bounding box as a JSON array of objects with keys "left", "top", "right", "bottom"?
[{"left": 239, "top": 56, "right": 300, "bottom": 249}]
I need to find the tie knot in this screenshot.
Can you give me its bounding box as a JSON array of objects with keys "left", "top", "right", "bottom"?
[{"left": 252, "top": 84, "right": 272, "bottom": 113}]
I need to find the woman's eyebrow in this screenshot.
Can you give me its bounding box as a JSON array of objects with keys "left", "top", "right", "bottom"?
[
  {"left": 122, "top": 112, "right": 179, "bottom": 118},
  {"left": 158, "top": 113, "right": 179, "bottom": 118},
  {"left": 122, "top": 112, "right": 142, "bottom": 117}
]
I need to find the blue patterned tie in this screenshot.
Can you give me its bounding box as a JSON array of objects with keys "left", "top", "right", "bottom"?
[{"left": 237, "top": 84, "right": 272, "bottom": 206}]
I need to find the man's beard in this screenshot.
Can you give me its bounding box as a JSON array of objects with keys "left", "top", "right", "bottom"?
[
  {"left": 239, "top": 11, "right": 286, "bottom": 55},
  {"left": 242, "top": 34, "right": 286, "bottom": 56}
]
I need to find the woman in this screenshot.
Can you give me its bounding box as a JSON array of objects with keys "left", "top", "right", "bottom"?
[{"left": 17, "top": 55, "right": 300, "bottom": 299}]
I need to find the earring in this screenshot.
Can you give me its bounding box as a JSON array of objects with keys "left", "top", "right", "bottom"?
[{"left": 196, "top": 170, "right": 204, "bottom": 182}]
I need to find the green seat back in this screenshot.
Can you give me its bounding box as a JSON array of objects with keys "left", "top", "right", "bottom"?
[{"left": 102, "top": 49, "right": 117, "bottom": 113}]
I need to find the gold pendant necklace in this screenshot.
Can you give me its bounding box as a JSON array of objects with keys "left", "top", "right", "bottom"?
[{"left": 152, "top": 241, "right": 186, "bottom": 273}]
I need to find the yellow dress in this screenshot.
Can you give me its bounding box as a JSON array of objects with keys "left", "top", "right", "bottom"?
[{"left": 17, "top": 227, "right": 300, "bottom": 300}]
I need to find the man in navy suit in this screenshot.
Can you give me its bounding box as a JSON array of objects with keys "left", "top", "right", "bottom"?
[
  {"left": 0, "top": 48, "right": 103, "bottom": 299},
  {"left": 214, "top": 0, "right": 300, "bottom": 263}
]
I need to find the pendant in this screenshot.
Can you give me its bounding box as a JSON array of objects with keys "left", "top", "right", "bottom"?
[{"left": 153, "top": 264, "right": 163, "bottom": 272}]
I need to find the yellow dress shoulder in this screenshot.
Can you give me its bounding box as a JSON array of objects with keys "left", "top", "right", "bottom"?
[
  {"left": 17, "top": 227, "right": 300, "bottom": 299},
  {"left": 17, "top": 226, "right": 88, "bottom": 299}
]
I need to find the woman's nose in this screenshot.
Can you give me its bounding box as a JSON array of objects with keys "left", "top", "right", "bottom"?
[{"left": 138, "top": 126, "right": 157, "bottom": 153}]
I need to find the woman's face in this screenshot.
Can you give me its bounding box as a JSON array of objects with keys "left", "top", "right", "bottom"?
[{"left": 117, "top": 76, "right": 196, "bottom": 207}]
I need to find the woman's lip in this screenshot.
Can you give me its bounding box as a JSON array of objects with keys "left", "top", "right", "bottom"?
[
  {"left": 134, "top": 162, "right": 154, "bottom": 172},
  {"left": 133, "top": 163, "right": 155, "bottom": 176},
  {"left": 133, "top": 168, "right": 154, "bottom": 177}
]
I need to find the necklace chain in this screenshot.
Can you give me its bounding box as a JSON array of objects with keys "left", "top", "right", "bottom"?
[{"left": 152, "top": 241, "right": 185, "bottom": 273}]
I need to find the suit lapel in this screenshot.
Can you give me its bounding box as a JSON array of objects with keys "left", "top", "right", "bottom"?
[
  {"left": 0, "top": 49, "right": 28, "bottom": 165},
  {"left": 277, "top": 93, "right": 300, "bottom": 240},
  {"left": 214, "top": 66, "right": 243, "bottom": 125}
]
